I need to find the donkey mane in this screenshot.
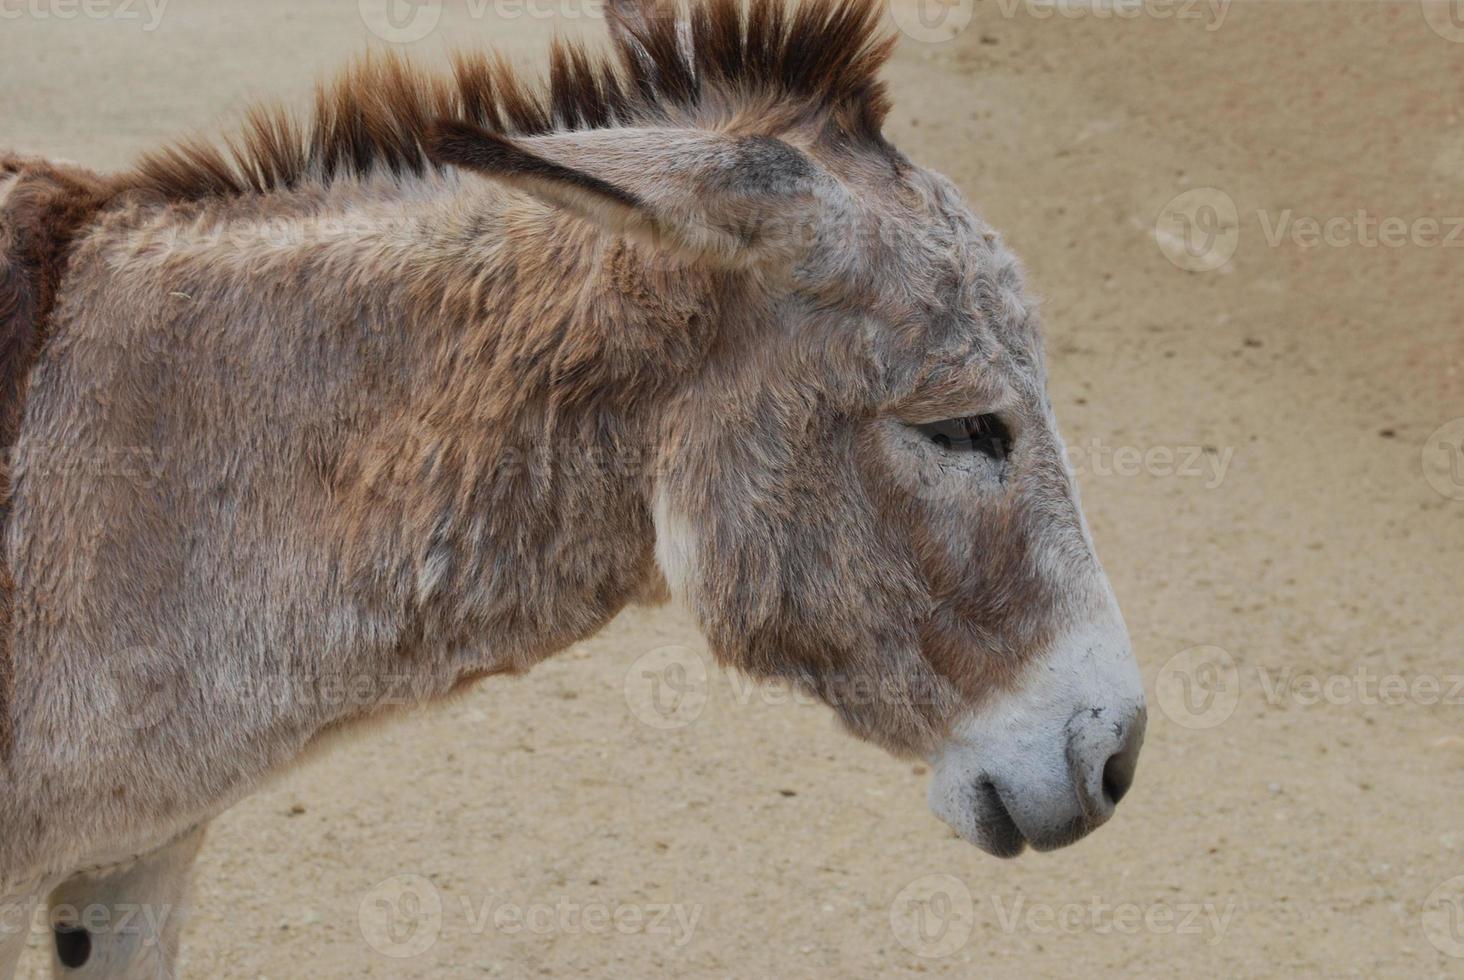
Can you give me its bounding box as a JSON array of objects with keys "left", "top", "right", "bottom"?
[{"left": 115, "top": 0, "right": 894, "bottom": 203}]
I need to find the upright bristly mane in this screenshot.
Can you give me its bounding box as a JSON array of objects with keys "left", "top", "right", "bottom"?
[{"left": 113, "top": 0, "right": 894, "bottom": 203}]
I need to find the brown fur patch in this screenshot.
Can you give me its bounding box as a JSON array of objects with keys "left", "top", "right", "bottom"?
[
  {"left": 110, "top": 0, "right": 894, "bottom": 203},
  {"left": 0, "top": 155, "right": 107, "bottom": 758}
]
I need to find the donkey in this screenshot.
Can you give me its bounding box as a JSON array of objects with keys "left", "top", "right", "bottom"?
[{"left": 0, "top": 0, "right": 1146, "bottom": 974}]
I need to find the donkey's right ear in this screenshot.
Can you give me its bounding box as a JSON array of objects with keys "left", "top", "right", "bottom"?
[{"left": 426, "top": 120, "right": 826, "bottom": 267}]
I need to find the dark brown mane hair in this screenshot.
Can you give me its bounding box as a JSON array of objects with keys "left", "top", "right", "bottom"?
[{"left": 114, "top": 0, "right": 894, "bottom": 203}]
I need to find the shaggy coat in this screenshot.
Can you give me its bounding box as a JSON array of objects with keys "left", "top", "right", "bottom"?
[{"left": 0, "top": 6, "right": 1141, "bottom": 970}]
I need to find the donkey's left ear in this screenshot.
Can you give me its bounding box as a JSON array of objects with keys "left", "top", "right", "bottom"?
[{"left": 427, "top": 121, "right": 825, "bottom": 266}]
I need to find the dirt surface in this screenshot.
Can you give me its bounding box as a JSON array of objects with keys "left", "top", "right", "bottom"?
[{"left": 3, "top": 1, "right": 1463, "bottom": 976}]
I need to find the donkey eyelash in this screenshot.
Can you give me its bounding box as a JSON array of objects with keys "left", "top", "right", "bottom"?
[{"left": 913, "top": 414, "right": 1012, "bottom": 461}]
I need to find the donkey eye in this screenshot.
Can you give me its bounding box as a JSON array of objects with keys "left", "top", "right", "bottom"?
[{"left": 915, "top": 415, "right": 1011, "bottom": 461}]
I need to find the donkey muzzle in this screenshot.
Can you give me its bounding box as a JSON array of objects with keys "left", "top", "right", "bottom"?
[
  {"left": 927, "top": 698, "right": 1147, "bottom": 857},
  {"left": 924, "top": 610, "right": 1147, "bottom": 857}
]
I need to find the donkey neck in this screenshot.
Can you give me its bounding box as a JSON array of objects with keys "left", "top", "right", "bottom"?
[{"left": 315, "top": 175, "right": 730, "bottom": 666}]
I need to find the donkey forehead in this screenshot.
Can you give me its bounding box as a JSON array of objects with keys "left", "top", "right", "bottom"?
[{"left": 804, "top": 163, "right": 1047, "bottom": 405}]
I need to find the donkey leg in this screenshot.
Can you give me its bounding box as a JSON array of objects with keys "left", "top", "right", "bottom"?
[{"left": 45, "top": 825, "right": 207, "bottom": 979}]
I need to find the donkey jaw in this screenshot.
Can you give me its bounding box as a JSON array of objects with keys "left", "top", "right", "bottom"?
[{"left": 926, "top": 611, "right": 1147, "bottom": 857}]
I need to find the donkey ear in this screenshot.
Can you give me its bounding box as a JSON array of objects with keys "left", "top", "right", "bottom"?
[{"left": 426, "top": 120, "right": 822, "bottom": 266}]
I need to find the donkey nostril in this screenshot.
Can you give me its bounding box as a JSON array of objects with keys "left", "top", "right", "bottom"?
[
  {"left": 1099, "top": 711, "right": 1145, "bottom": 808},
  {"left": 1065, "top": 703, "right": 1145, "bottom": 823},
  {"left": 1102, "top": 750, "right": 1135, "bottom": 805},
  {"left": 54, "top": 923, "right": 92, "bottom": 969}
]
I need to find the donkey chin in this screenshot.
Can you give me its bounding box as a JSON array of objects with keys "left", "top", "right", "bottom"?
[{"left": 926, "top": 608, "right": 1147, "bottom": 858}]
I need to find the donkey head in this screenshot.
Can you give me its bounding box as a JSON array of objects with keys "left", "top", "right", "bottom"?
[{"left": 429, "top": 0, "right": 1146, "bottom": 856}]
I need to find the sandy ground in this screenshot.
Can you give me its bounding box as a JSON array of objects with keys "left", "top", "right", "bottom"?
[{"left": 3, "top": 0, "right": 1463, "bottom": 976}]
